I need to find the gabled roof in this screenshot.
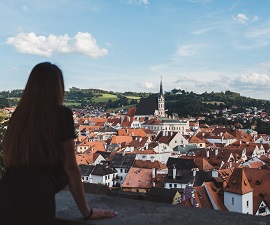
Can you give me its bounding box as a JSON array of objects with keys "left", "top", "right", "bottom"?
[
  {"left": 91, "top": 164, "right": 117, "bottom": 176},
  {"left": 95, "top": 151, "right": 111, "bottom": 160},
  {"left": 96, "top": 126, "right": 118, "bottom": 133},
  {"left": 189, "top": 136, "right": 205, "bottom": 144},
  {"left": 155, "top": 131, "right": 178, "bottom": 144},
  {"left": 127, "top": 107, "right": 136, "bottom": 117},
  {"left": 224, "top": 168, "right": 253, "bottom": 195},
  {"left": 122, "top": 167, "right": 153, "bottom": 189},
  {"left": 133, "top": 160, "right": 167, "bottom": 170},
  {"left": 193, "top": 186, "right": 214, "bottom": 209},
  {"left": 110, "top": 153, "right": 136, "bottom": 168},
  {"left": 204, "top": 182, "right": 227, "bottom": 211},
  {"left": 194, "top": 170, "right": 214, "bottom": 187},
  {"left": 111, "top": 136, "right": 133, "bottom": 145},
  {"left": 146, "top": 187, "right": 180, "bottom": 203},
  {"left": 166, "top": 157, "right": 198, "bottom": 170},
  {"left": 194, "top": 158, "right": 214, "bottom": 171},
  {"left": 178, "top": 198, "right": 193, "bottom": 207},
  {"left": 76, "top": 152, "right": 103, "bottom": 165},
  {"left": 165, "top": 169, "right": 194, "bottom": 184},
  {"left": 243, "top": 168, "right": 270, "bottom": 214},
  {"left": 79, "top": 164, "right": 95, "bottom": 176},
  {"left": 134, "top": 97, "right": 158, "bottom": 116}
]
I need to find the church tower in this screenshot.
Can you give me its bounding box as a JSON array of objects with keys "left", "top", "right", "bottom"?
[{"left": 158, "top": 77, "right": 165, "bottom": 118}]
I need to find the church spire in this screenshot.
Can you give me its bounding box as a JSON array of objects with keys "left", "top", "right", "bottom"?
[
  {"left": 158, "top": 76, "right": 165, "bottom": 118},
  {"left": 159, "top": 76, "right": 164, "bottom": 98}
]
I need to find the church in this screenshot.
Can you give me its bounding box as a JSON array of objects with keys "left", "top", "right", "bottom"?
[
  {"left": 132, "top": 79, "right": 189, "bottom": 135},
  {"left": 134, "top": 79, "right": 166, "bottom": 120}
]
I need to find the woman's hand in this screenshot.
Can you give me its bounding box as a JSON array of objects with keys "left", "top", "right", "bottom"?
[{"left": 85, "top": 208, "right": 118, "bottom": 220}]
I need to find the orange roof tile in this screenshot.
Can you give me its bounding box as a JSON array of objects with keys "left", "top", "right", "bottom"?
[
  {"left": 122, "top": 167, "right": 153, "bottom": 189},
  {"left": 110, "top": 136, "right": 133, "bottom": 145},
  {"left": 224, "top": 168, "right": 253, "bottom": 195},
  {"left": 193, "top": 186, "right": 214, "bottom": 209},
  {"left": 204, "top": 182, "right": 227, "bottom": 211},
  {"left": 133, "top": 160, "right": 167, "bottom": 170}
]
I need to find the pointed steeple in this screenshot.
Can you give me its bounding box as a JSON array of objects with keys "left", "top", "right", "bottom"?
[{"left": 159, "top": 76, "right": 164, "bottom": 98}]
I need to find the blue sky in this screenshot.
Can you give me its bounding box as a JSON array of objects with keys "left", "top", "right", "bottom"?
[{"left": 1, "top": 0, "right": 270, "bottom": 100}]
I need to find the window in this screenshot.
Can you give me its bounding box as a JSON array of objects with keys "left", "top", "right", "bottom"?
[
  {"left": 232, "top": 197, "right": 234, "bottom": 205},
  {"left": 174, "top": 184, "right": 177, "bottom": 188},
  {"left": 259, "top": 207, "right": 266, "bottom": 214},
  {"left": 169, "top": 184, "right": 172, "bottom": 188},
  {"left": 247, "top": 201, "right": 249, "bottom": 207},
  {"left": 120, "top": 169, "right": 123, "bottom": 173}
]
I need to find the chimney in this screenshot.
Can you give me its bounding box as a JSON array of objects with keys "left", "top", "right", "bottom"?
[
  {"left": 145, "top": 142, "right": 149, "bottom": 149},
  {"left": 150, "top": 157, "right": 154, "bottom": 163},
  {"left": 173, "top": 165, "right": 176, "bottom": 180},
  {"left": 206, "top": 150, "right": 210, "bottom": 158},
  {"left": 215, "top": 148, "right": 218, "bottom": 156},
  {"left": 192, "top": 168, "right": 198, "bottom": 177},
  {"left": 152, "top": 168, "right": 156, "bottom": 179}
]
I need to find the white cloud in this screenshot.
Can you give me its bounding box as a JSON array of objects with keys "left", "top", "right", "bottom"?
[
  {"left": 175, "top": 44, "right": 202, "bottom": 57},
  {"left": 261, "top": 62, "right": 270, "bottom": 69},
  {"left": 251, "top": 15, "right": 259, "bottom": 22},
  {"left": 6, "top": 32, "right": 108, "bottom": 58},
  {"left": 122, "top": 0, "right": 149, "bottom": 5},
  {"left": 231, "top": 73, "right": 270, "bottom": 88},
  {"left": 234, "top": 13, "right": 249, "bottom": 24},
  {"left": 22, "top": 5, "right": 29, "bottom": 12},
  {"left": 234, "top": 13, "right": 259, "bottom": 24},
  {"left": 140, "top": 82, "right": 155, "bottom": 89}
]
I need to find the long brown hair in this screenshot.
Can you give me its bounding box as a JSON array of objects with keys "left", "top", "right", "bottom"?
[{"left": 3, "top": 62, "right": 65, "bottom": 168}]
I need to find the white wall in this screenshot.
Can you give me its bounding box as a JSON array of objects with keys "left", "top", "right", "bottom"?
[
  {"left": 164, "top": 182, "right": 188, "bottom": 189},
  {"left": 224, "top": 191, "right": 253, "bottom": 214}
]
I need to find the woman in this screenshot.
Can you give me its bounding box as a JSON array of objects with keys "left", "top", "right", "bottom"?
[{"left": 0, "top": 62, "right": 117, "bottom": 224}]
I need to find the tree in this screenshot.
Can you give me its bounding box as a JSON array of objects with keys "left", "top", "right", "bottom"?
[{"left": 0, "top": 122, "right": 7, "bottom": 178}]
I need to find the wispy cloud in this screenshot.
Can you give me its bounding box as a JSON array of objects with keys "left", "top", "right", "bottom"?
[
  {"left": 261, "top": 61, "right": 270, "bottom": 69},
  {"left": 6, "top": 32, "right": 108, "bottom": 58},
  {"left": 121, "top": 0, "right": 149, "bottom": 5},
  {"left": 22, "top": 5, "right": 29, "bottom": 12},
  {"left": 233, "top": 13, "right": 259, "bottom": 24},
  {"left": 175, "top": 44, "right": 203, "bottom": 57},
  {"left": 233, "top": 41, "right": 268, "bottom": 50}
]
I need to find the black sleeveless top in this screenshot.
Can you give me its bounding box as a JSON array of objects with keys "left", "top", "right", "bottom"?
[{"left": 0, "top": 106, "right": 76, "bottom": 225}]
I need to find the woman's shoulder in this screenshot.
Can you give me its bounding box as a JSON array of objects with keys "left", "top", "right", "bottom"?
[{"left": 60, "top": 105, "right": 73, "bottom": 115}]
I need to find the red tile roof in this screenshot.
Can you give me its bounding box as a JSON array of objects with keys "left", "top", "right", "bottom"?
[{"left": 224, "top": 168, "right": 253, "bottom": 195}]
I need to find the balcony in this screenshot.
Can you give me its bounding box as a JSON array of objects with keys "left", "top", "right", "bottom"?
[{"left": 55, "top": 190, "right": 268, "bottom": 225}]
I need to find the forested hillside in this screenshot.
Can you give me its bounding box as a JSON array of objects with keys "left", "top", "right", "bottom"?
[{"left": 1, "top": 88, "right": 270, "bottom": 118}]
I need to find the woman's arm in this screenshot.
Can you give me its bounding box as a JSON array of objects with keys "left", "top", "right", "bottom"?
[
  {"left": 62, "top": 139, "right": 90, "bottom": 218},
  {"left": 61, "top": 139, "right": 117, "bottom": 219}
]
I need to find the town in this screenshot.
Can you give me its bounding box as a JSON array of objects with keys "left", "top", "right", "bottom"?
[{"left": 1, "top": 81, "right": 270, "bottom": 217}]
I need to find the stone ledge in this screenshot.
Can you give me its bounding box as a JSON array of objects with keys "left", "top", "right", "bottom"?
[{"left": 55, "top": 191, "right": 269, "bottom": 225}]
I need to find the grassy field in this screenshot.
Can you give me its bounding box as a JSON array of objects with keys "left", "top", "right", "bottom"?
[
  {"left": 126, "top": 96, "right": 140, "bottom": 100},
  {"left": 64, "top": 93, "right": 140, "bottom": 106},
  {"left": 64, "top": 102, "right": 82, "bottom": 106},
  {"left": 92, "top": 94, "right": 119, "bottom": 103}
]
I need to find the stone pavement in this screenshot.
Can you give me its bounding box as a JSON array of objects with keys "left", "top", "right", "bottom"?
[{"left": 55, "top": 191, "right": 269, "bottom": 225}]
